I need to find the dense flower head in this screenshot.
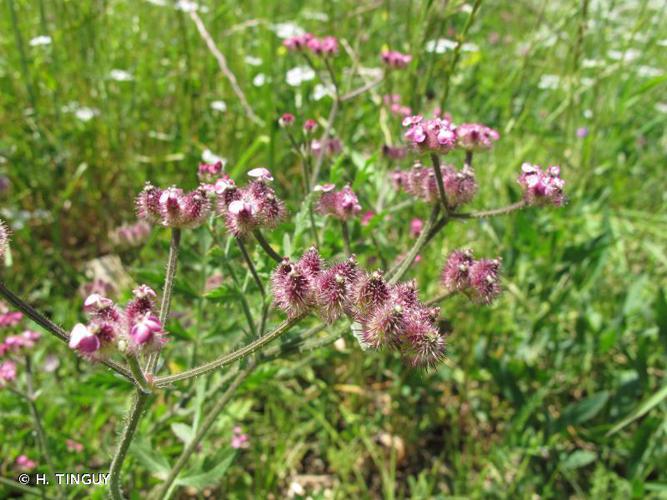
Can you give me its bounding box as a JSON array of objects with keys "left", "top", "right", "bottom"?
[
  {"left": 303, "top": 119, "right": 318, "bottom": 132},
  {"left": 110, "top": 220, "right": 151, "bottom": 248},
  {"left": 217, "top": 169, "right": 286, "bottom": 237},
  {"left": 0, "top": 219, "right": 9, "bottom": 261},
  {"left": 403, "top": 115, "right": 457, "bottom": 154},
  {"left": 383, "top": 145, "right": 408, "bottom": 160},
  {"left": 315, "top": 184, "right": 362, "bottom": 221},
  {"left": 456, "top": 123, "right": 500, "bottom": 151},
  {"left": 392, "top": 162, "right": 477, "bottom": 207},
  {"left": 231, "top": 426, "right": 250, "bottom": 449},
  {"left": 136, "top": 183, "right": 211, "bottom": 229},
  {"left": 442, "top": 250, "right": 503, "bottom": 304},
  {"left": 381, "top": 50, "right": 412, "bottom": 69},
  {"left": 197, "top": 160, "right": 224, "bottom": 182},
  {"left": 410, "top": 218, "right": 424, "bottom": 238},
  {"left": 0, "top": 310, "right": 23, "bottom": 328},
  {"left": 284, "top": 33, "right": 337, "bottom": 56},
  {"left": 69, "top": 286, "right": 167, "bottom": 360},
  {"left": 270, "top": 251, "right": 446, "bottom": 369},
  {"left": 279, "top": 113, "right": 295, "bottom": 127},
  {"left": 2, "top": 330, "right": 41, "bottom": 353},
  {"left": 15, "top": 455, "right": 37, "bottom": 471},
  {"left": 518, "top": 163, "right": 566, "bottom": 207}
]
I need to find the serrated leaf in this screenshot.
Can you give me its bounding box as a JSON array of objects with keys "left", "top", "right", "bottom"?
[
  {"left": 175, "top": 450, "right": 236, "bottom": 489},
  {"left": 130, "top": 439, "right": 170, "bottom": 480},
  {"left": 171, "top": 423, "right": 194, "bottom": 445}
]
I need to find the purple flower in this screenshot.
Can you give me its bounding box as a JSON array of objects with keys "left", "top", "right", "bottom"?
[
  {"left": 129, "top": 313, "right": 164, "bottom": 349},
  {"left": 456, "top": 123, "right": 500, "bottom": 151},
  {"left": 15, "top": 455, "right": 37, "bottom": 471},
  {"left": 271, "top": 258, "right": 316, "bottom": 318},
  {"left": 311, "top": 138, "right": 342, "bottom": 158},
  {"left": 576, "top": 127, "right": 589, "bottom": 138},
  {"left": 518, "top": 163, "right": 565, "bottom": 207},
  {"left": 315, "top": 257, "right": 360, "bottom": 323},
  {"left": 110, "top": 220, "right": 151, "bottom": 248},
  {"left": 441, "top": 165, "right": 478, "bottom": 206},
  {"left": 316, "top": 185, "right": 362, "bottom": 221},
  {"left": 231, "top": 426, "right": 250, "bottom": 449},
  {"left": 137, "top": 183, "right": 211, "bottom": 229},
  {"left": 0, "top": 311, "right": 23, "bottom": 327},
  {"left": 442, "top": 249, "right": 474, "bottom": 291},
  {"left": 279, "top": 113, "right": 295, "bottom": 127},
  {"left": 303, "top": 119, "right": 318, "bottom": 132},
  {"left": 0, "top": 360, "right": 17, "bottom": 386},
  {"left": 393, "top": 163, "right": 477, "bottom": 207},
  {"left": 197, "top": 160, "right": 224, "bottom": 182},
  {"left": 469, "top": 258, "right": 502, "bottom": 304},
  {"left": 69, "top": 324, "right": 102, "bottom": 356},
  {"left": 283, "top": 33, "right": 315, "bottom": 51},
  {"left": 381, "top": 50, "right": 412, "bottom": 69},
  {"left": 403, "top": 115, "right": 457, "bottom": 154},
  {"left": 409, "top": 218, "right": 423, "bottom": 238},
  {"left": 383, "top": 145, "right": 408, "bottom": 160}
]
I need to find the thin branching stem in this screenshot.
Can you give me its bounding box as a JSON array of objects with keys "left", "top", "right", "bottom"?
[
  {"left": 154, "top": 314, "right": 306, "bottom": 387},
  {"left": 252, "top": 230, "right": 283, "bottom": 263},
  {"left": 450, "top": 201, "right": 528, "bottom": 220},
  {"left": 425, "top": 290, "right": 457, "bottom": 306},
  {"left": 147, "top": 228, "right": 181, "bottom": 374},
  {"left": 236, "top": 237, "right": 265, "bottom": 298},
  {"left": 0, "top": 281, "right": 134, "bottom": 382},
  {"left": 152, "top": 362, "right": 256, "bottom": 500},
  {"left": 340, "top": 77, "right": 384, "bottom": 101},
  {"left": 108, "top": 389, "right": 149, "bottom": 500},
  {"left": 430, "top": 153, "right": 450, "bottom": 213},
  {"left": 127, "top": 356, "right": 152, "bottom": 394}
]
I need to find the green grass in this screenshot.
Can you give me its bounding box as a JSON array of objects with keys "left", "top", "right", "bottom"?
[{"left": 1, "top": 0, "right": 666, "bottom": 498}]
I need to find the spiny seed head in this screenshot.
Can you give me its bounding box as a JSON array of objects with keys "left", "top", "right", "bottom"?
[
  {"left": 469, "top": 258, "right": 502, "bottom": 305},
  {"left": 442, "top": 249, "right": 474, "bottom": 291}
]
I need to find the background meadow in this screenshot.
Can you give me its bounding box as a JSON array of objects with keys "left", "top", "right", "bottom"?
[{"left": 1, "top": 0, "right": 666, "bottom": 497}]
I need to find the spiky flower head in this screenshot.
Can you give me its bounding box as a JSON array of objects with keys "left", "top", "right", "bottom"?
[
  {"left": 353, "top": 270, "right": 390, "bottom": 317},
  {"left": 441, "top": 165, "right": 478, "bottom": 206},
  {"left": 283, "top": 32, "right": 315, "bottom": 51},
  {"left": 403, "top": 115, "right": 457, "bottom": 154},
  {"left": 137, "top": 183, "right": 211, "bottom": 229},
  {"left": 518, "top": 163, "right": 565, "bottom": 207},
  {"left": 469, "top": 258, "right": 502, "bottom": 305},
  {"left": 442, "top": 249, "right": 474, "bottom": 291},
  {"left": 129, "top": 313, "right": 165, "bottom": 352},
  {"left": 315, "top": 257, "right": 360, "bottom": 323},
  {"left": 271, "top": 258, "right": 315, "bottom": 318},
  {"left": 136, "top": 182, "right": 162, "bottom": 224},
  {"left": 456, "top": 123, "right": 500, "bottom": 151},
  {"left": 303, "top": 119, "right": 318, "bottom": 133},
  {"left": 316, "top": 184, "right": 362, "bottom": 221},
  {"left": 279, "top": 113, "right": 295, "bottom": 127}
]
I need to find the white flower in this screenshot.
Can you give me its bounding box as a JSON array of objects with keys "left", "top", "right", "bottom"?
[
  {"left": 210, "top": 100, "right": 227, "bottom": 112},
  {"left": 313, "top": 83, "right": 335, "bottom": 101},
  {"left": 461, "top": 42, "right": 479, "bottom": 52},
  {"left": 175, "top": 0, "right": 207, "bottom": 12},
  {"left": 202, "top": 149, "right": 224, "bottom": 165},
  {"left": 538, "top": 74, "right": 560, "bottom": 90},
  {"left": 286, "top": 66, "right": 315, "bottom": 86},
  {"left": 144, "top": 0, "right": 168, "bottom": 5},
  {"left": 253, "top": 73, "right": 267, "bottom": 87},
  {"left": 272, "top": 22, "right": 304, "bottom": 39},
  {"left": 637, "top": 66, "right": 662, "bottom": 78},
  {"left": 583, "top": 109, "right": 593, "bottom": 119},
  {"left": 658, "top": 39, "right": 667, "bottom": 47},
  {"left": 74, "top": 107, "right": 99, "bottom": 122},
  {"left": 244, "top": 56, "right": 262, "bottom": 66},
  {"left": 607, "top": 49, "right": 640, "bottom": 62},
  {"left": 424, "top": 38, "right": 457, "bottom": 54},
  {"left": 29, "top": 35, "right": 52, "bottom": 47},
  {"left": 109, "top": 69, "right": 133, "bottom": 81},
  {"left": 655, "top": 102, "right": 667, "bottom": 114}
]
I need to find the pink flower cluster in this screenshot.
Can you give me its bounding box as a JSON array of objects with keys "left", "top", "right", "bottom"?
[
  {"left": 384, "top": 95, "right": 411, "bottom": 117},
  {"left": 442, "top": 249, "right": 502, "bottom": 304},
  {"left": 231, "top": 426, "right": 250, "bottom": 449},
  {"left": 215, "top": 168, "right": 286, "bottom": 237},
  {"left": 137, "top": 183, "right": 211, "bottom": 229},
  {"left": 392, "top": 162, "right": 477, "bottom": 207},
  {"left": 197, "top": 161, "right": 224, "bottom": 182},
  {"left": 283, "top": 33, "right": 338, "bottom": 56},
  {"left": 0, "top": 330, "right": 41, "bottom": 356},
  {"left": 69, "top": 285, "right": 167, "bottom": 360},
  {"left": 517, "top": 163, "right": 565, "bottom": 207},
  {"left": 311, "top": 138, "right": 342, "bottom": 157},
  {"left": 1, "top": 307, "right": 40, "bottom": 386},
  {"left": 271, "top": 249, "right": 445, "bottom": 369},
  {"left": 402, "top": 115, "right": 500, "bottom": 153},
  {"left": 383, "top": 145, "right": 408, "bottom": 160},
  {"left": 315, "top": 184, "right": 362, "bottom": 221},
  {"left": 16, "top": 455, "right": 37, "bottom": 471},
  {"left": 279, "top": 113, "right": 318, "bottom": 133},
  {"left": 110, "top": 220, "right": 151, "bottom": 248},
  {"left": 0, "top": 359, "right": 16, "bottom": 386},
  {"left": 0, "top": 310, "right": 23, "bottom": 328},
  {"left": 381, "top": 50, "right": 412, "bottom": 69}
]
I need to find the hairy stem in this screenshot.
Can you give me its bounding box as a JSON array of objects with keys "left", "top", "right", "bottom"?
[
  {"left": 465, "top": 150, "right": 473, "bottom": 170},
  {"left": 340, "top": 77, "right": 384, "bottom": 102},
  {"left": 147, "top": 228, "right": 181, "bottom": 374},
  {"left": 155, "top": 314, "right": 306, "bottom": 387},
  {"left": 0, "top": 476, "right": 44, "bottom": 497},
  {"left": 236, "top": 238, "right": 265, "bottom": 298},
  {"left": 310, "top": 98, "right": 339, "bottom": 188},
  {"left": 340, "top": 220, "right": 352, "bottom": 257},
  {"left": 152, "top": 363, "right": 256, "bottom": 499},
  {"left": 108, "top": 390, "right": 149, "bottom": 500},
  {"left": 0, "top": 281, "right": 133, "bottom": 382},
  {"left": 252, "top": 229, "right": 283, "bottom": 263},
  {"left": 24, "top": 356, "right": 58, "bottom": 495},
  {"left": 425, "top": 290, "right": 457, "bottom": 306},
  {"left": 127, "top": 356, "right": 152, "bottom": 394},
  {"left": 430, "top": 153, "right": 450, "bottom": 213}
]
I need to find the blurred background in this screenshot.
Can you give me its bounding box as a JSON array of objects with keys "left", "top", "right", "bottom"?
[{"left": 1, "top": 0, "right": 666, "bottom": 497}]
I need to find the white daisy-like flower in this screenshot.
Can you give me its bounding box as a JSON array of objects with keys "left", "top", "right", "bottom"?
[
  {"left": 285, "top": 66, "right": 315, "bottom": 87},
  {"left": 210, "top": 100, "right": 227, "bottom": 112},
  {"left": 109, "top": 69, "right": 133, "bottom": 82},
  {"left": 29, "top": 35, "right": 52, "bottom": 47},
  {"left": 424, "top": 38, "right": 457, "bottom": 54},
  {"left": 272, "top": 22, "right": 304, "bottom": 39},
  {"left": 253, "top": 73, "right": 267, "bottom": 87}
]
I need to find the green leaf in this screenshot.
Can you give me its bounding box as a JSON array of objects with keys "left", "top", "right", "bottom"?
[
  {"left": 557, "top": 391, "right": 609, "bottom": 429},
  {"left": 171, "top": 423, "right": 194, "bottom": 445},
  {"left": 607, "top": 385, "right": 667, "bottom": 436},
  {"left": 175, "top": 450, "right": 236, "bottom": 489},
  {"left": 562, "top": 450, "right": 597, "bottom": 469},
  {"left": 130, "top": 439, "right": 170, "bottom": 480}
]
